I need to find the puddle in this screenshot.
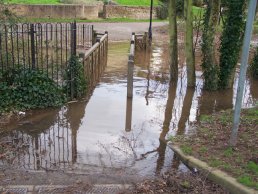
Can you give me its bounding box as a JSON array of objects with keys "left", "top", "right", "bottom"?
[{"left": 0, "top": 41, "right": 257, "bottom": 178}]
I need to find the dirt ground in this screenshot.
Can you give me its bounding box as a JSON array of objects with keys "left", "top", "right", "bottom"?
[{"left": 173, "top": 107, "right": 258, "bottom": 191}]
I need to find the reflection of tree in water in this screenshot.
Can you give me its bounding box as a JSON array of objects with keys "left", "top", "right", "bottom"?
[
  {"left": 250, "top": 77, "right": 258, "bottom": 102},
  {"left": 198, "top": 89, "right": 233, "bottom": 117},
  {"left": 177, "top": 87, "right": 195, "bottom": 135},
  {"left": 65, "top": 101, "right": 87, "bottom": 163}
]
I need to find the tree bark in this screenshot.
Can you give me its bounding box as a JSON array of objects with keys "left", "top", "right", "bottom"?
[
  {"left": 201, "top": 0, "right": 221, "bottom": 90},
  {"left": 185, "top": 0, "right": 196, "bottom": 87},
  {"left": 169, "top": 0, "right": 178, "bottom": 81}
]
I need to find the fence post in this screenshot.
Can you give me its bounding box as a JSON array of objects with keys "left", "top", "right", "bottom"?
[
  {"left": 92, "top": 30, "right": 97, "bottom": 45},
  {"left": 96, "top": 38, "right": 100, "bottom": 78},
  {"left": 71, "top": 21, "right": 77, "bottom": 56},
  {"left": 30, "top": 24, "right": 36, "bottom": 70},
  {"left": 127, "top": 32, "right": 135, "bottom": 98},
  {"left": 105, "top": 31, "right": 108, "bottom": 68},
  {"left": 70, "top": 21, "right": 77, "bottom": 99}
]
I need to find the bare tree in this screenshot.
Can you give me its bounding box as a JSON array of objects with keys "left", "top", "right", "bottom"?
[
  {"left": 168, "top": 0, "right": 178, "bottom": 81},
  {"left": 185, "top": 0, "right": 196, "bottom": 87}
]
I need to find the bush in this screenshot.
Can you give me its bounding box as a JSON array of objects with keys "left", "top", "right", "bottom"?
[
  {"left": 0, "top": 69, "right": 65, "bottom": 113},
  {"left": 157, "top": 0, "right": 184, "bottom": 19},
  {"left": 157, "top": 1, "right": 168, "bottom": 20},
  {"left": 251, "top": 47, "right": 258, "bottom": 79},
  {"left": 64, "top": 55, "right": 87, "bottom": 99},
  {"left": 193, "top": 0, "right": 203, "bottom": 7}
]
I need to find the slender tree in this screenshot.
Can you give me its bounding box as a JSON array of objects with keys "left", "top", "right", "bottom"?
[
  {"left": 169, "top": 0, "right": 178, "bottom": 81},
  {"left": 201, "top": 0, "right": 221, "bottom": 90},
  {"left": 185, "top": 0, "right": 196, "bottom": 87}
]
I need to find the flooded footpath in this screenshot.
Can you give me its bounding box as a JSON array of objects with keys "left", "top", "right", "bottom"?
[{"left": 0, "top": 40, "right": 257, "bottom": 186}]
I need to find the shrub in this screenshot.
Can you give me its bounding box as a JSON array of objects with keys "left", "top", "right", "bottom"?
[
  {"left": 0, "top": 69, "right": 65, "bottom": 113},
  {"left": 64, "top": 55, "right": 87, "bottom": 99}
]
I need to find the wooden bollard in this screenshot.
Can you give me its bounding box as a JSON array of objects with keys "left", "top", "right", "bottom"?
[{"left": 127, "top": 56, "right": 134, "bottom": 98}]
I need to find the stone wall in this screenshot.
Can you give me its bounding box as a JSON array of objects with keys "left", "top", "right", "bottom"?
[
  {"left": 8, "top": 4, "right": 99, "bottom": 20},
  {"left": 103, "top": 5, "right": 158, "bottom": 20}
]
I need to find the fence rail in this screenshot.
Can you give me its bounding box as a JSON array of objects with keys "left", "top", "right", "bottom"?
[{"left": 80, "top": 32, "right": 108, "bottom": 89}]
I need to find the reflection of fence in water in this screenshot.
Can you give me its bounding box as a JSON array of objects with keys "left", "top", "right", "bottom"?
[{"left": 0, "top": 109, "right": 75, "bottom": 170}]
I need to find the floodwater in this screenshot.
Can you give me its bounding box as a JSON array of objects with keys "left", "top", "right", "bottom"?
[{"left": 0, "top": 41, "right": 257, "bottom": 178}]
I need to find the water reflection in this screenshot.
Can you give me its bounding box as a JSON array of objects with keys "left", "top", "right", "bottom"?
[
  {"left": 0, "top": 41, "right": 257, "bottom": 178},
  {"left": 125, "top": 97, "right": 133, "bottom": 132}
]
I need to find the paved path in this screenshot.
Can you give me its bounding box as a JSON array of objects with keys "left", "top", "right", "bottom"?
[
  {"left": 0, "top": 184, "right": 131, "bottom": 194},
  {"left": 92, "top": 22, "right": 168, "bottom": 41}
]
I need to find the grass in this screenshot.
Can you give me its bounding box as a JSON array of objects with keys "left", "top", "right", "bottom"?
[
  {"left": 238, "top": 176, "right": 258, "bottom": 189},
  {"left": 113, "top": 0, "right": 159, "bottom": 6},
  {"left": 172, "top": 106, "right": 258, "bottom": 190},
  {"left": 4, "top": 0, "right": 60, "bottom": 4}
]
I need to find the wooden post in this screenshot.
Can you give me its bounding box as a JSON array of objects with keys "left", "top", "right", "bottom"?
[
  {"left": 125, "top": 97, "right": 133, "bottom": 132},
  {"left": 127, "top": 33, "right": 135, "bottom": 98},
  {"left": 127, "top": 56, "right": 134, "bottom": 98}
]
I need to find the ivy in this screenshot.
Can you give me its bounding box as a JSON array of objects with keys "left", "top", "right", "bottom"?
[
  {"left": 218, "top": 0, "right": 246, "bottom": 89},
  {"left": 250, "top": 46, "right": 258, "bottom": 79},
  {"left": 0, "top": 69, "right": 66, "bottom": 113},
  {"left": 64, "top": 55, "right": 87, "bottom": 99}
]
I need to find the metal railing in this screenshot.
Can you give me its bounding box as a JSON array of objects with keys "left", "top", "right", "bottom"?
[{"left": 0, "top": 22, "right": 93, "bottom": 86}]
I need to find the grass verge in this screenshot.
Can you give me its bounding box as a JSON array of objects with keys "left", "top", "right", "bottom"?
[
  {"left": 3, "top": 0, "right": 60, "bottom": 4},
  {"left": 171, "top": 107, "right": 258, "bottom": 190},
  {"left": 113, "top": 0, "right": 159, "bottom": 6}
]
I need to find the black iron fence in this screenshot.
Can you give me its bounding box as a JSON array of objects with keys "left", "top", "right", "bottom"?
[
  {"left": 0, "top": 22, "right": 109, "bottom": 99},
  {"left": 0, "top": 22, "right": 94, "bottom": 86}
]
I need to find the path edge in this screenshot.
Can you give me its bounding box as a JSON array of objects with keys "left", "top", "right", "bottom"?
[{"left": 168, "top": 143, "right": 258, "bottom": 194}]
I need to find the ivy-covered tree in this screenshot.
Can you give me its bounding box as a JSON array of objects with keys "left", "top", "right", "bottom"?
[
  {"left": 218, "top": 0, "right": 246, "bottom": 89},
  {"left": 201, "top": 0, "right": 221, "bottom": 90},
  {"left": 250, "top": 47, "right": 258, "bottom": 79}
]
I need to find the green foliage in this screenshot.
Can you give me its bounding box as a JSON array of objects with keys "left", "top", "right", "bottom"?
[
  {"left": 199, "top": 114, "right": 213, "bottom": 122},
  {"left": 193, "top": 0, "right": 203, "bottom": 7},
  {"left": 176, "top": 0, "right": 184, "bottom": 16},
  {"left": 157, "top": 1, "right": 168, "bottom": 20},
  {"left": 65, "top": 55, "right": 87, "bottom": 99},
  {"left": 181, "top": 145, "right": 193, "bottom": 155},
  {"left": 218, "top": 0, "right": 246, "bottom": 89},
  {"left": 223, "top": 147, "right": 234, "bottom": 157},
  {"left": 238, "top": 175, "right": 258, "bottom": 189},
  {"left": 247, "top": 161, "right": 258, "bottom": 175},
  {"left": 114, "top": 0, "right": 159, "bottom": 6},
  {"left": 0, "top": 0, "right": 19, "bottom": 26},
  {"left": 0, "top": 69, "right": 65, "bottom": 113},
  {"left": 250, "top": 46, "right": 258, "bottom": 79}
]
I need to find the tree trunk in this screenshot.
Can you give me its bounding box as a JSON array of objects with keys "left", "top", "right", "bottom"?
[
  {"left": 169, "top": 0, "right": 178, "bottom": 81},
  {"left": 185, "top": 0, "right": 196, "bottom": 87},
  {"left": 201, "top": 0, "right": 221, "bottom": 90},
  {"left": 219, "top": 0, "right": 246, "bottom": 89}
]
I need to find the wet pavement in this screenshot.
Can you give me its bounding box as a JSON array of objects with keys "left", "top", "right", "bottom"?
[{"left": 0, "top": 40, "right": 257, "bottom": 188}]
